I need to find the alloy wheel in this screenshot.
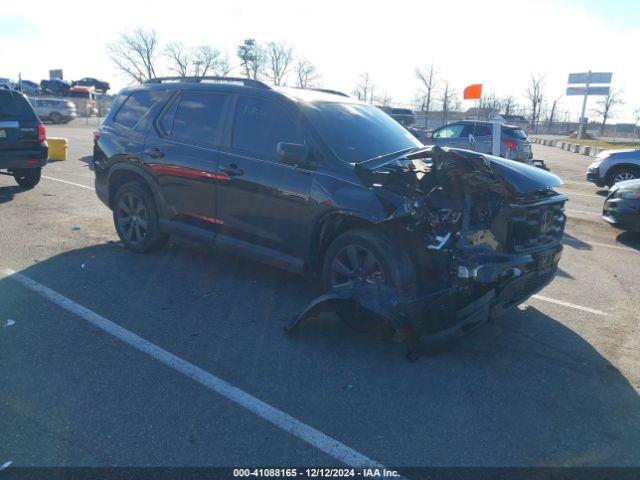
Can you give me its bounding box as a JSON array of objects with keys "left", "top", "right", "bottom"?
[
  {"left": 330, "top": 244, "right": 385, "bottom": 289},
  {"left": 613, "top": 171, "right": 637, "bottom": 183},
  {"left": 116, "top": 192, "right": 149, "bottom": 245}
]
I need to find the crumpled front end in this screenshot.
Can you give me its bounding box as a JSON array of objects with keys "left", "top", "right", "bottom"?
[{"left": 289, "top": 147, "right": 567, "bottom": 357}]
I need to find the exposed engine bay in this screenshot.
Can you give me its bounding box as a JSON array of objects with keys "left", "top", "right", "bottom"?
[{"left": 287, "top": 147, "right": 567, "bottom": 359}]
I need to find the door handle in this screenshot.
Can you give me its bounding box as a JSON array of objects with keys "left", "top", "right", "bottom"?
[
  {"left": 220, "top": 163, "right": 244, "bottom": 176},
  {"left": 144, "top": 148, "right": 164, "bottom": 159}
]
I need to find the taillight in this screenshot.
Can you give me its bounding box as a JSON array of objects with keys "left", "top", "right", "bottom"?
[
  {"left": 38, "top": 122, "right": 47, "bottom": 143},
  {"left": 502, "top": 139, "right": 516, "bottom": 151}
]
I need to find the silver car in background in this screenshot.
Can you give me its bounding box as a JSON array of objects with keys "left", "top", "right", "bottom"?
[
  {"left": 426, "top": 120, "right": 534, "bottom": 163},
  {"left": 29, "top": 97, "right": 77, "bottom": 124},
  {"left": 587, "top": 149, "right": 640, "bottom": 187}
]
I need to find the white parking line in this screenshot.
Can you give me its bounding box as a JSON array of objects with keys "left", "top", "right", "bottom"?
[
  {"left": 0, "top": 268, "right": 383, "bottom": 469},
  {"left": 42, "top": 175, "right": 94, "bottom": 191},
  {"left": 530, "top": 294, "right": 608, "bottom": 316}
]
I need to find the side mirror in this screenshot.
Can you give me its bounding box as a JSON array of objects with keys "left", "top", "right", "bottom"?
[{"left": 276, "top": 142, "right": 317, "bottom": 170}]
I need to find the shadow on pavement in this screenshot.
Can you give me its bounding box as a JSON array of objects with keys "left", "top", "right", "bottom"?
[
  {"left": 616, "top": 231, "right": 640, "bottom": 251},
  {"left": 2, "top": 241, "right": 639, "bottom": 466},
  {"left": 562, "top": 232, "right": 592, "bottom": 250},
  {"left": 77, "top": 155, "right": 95, "bottom": 171},
  {"left": 0, "top": 184, "right": 22, "bottom": 205}
]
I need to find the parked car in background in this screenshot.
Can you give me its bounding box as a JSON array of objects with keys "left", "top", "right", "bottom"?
[
  {"left": 0, "top": 89, "right": 48, "bottom": 188},
  {"left": 602, "top": 179, "right": 640, "bottom": 232},
  {"left": 40, "top": 78, "right": 71, "bottom": 97},
  {"left": 29, "top": 97, "right": 77, "bottom": 124},
  {"left": 0, "top": 78, "right": 16, "bottom": 89},
  {"left": 379, "top": 106, "right": 416, "bottom": 126},
  {"left": 586, "top": 149, "right": 640, "bottom": 187},
  {"left": 68, "top": 86, "right": 98, "bottom": 116},
  {"left": 72, "top": 77, "right": 110, "bottom": 92},
  {"left": 15, "top": 80, "right": 41, "bottom": 96},
  {"left": 425, "top": 120, "right": 534, "bottom": 164}
]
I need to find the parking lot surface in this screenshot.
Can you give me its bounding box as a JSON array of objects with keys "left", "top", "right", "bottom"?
[{"left": 1, "top": 122, "right": 639, "bottom": 467}]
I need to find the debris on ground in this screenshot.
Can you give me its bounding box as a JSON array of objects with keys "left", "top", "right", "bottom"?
[{"left": 3, "top": 319, "right": 15, "bottom": 328}]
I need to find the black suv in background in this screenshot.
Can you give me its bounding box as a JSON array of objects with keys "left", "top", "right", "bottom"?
[
  {"left": 0, "top": 88, "right": 48, "bottom": 188},
  {"left": 93, "top": 77, "right": 566, "bottom": 343}
]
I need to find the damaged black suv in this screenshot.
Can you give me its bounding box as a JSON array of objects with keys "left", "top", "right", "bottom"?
[{"left": 94, "top": 77, "right": 566, "bottom": 347}]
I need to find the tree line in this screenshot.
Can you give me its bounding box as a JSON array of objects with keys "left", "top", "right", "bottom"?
[{"left": 109, "top": 28, "right": 634, "bottom": 135}]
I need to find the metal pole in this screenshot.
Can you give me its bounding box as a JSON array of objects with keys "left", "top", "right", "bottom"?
[{"left": 577, "top": 71, "right": 590, "bottom": 140}]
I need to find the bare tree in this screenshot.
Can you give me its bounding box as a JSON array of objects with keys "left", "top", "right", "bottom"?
[
  {"left": 376, "top": 91, "right": 392, "bottom": 107},
  {"left": 266, "top": 42, "right": 294, "bottom": 86},
  {"left": 353, "top": 72, "right": 375, "bottom": 103},
  {"left": 415, "top": 64, "right": 437, "bottom": 114},
  {"left": 593, "top": 90, "right": 624, "bottom": 135},
  {"left": 237, "top": 39, "right": 265, "bottom": 80},
  {"left": 294, "top": 58, "right": 320, "bottom": 88},
  {"left": 439, "top": 81, "right": 456, "bottom": 125},
  {"left": 502, "top": 95, "right": 516, "bottom": 115},
  {"left": 193, "top": 46, "right": 229, "bottom": 77},
  {"left": 546, "top": 95, "right": 562, "bottom": 134},
  {"left": 477, "top": 93, "right": 501, "bottom": 119},
  {"left": 164, "top": 42, "right": 191, "bottom": 77},
  {"left": 634, "top": 108, "right": 640, "bottom": 139},
  {"left": 525, "top": 73, "right": 546, "bottom": 133},
  {"left": 109, "top": 28, "right": 159, "bottom": 83}
]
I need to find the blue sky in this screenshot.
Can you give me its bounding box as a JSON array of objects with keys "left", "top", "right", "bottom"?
[{"left": 1, "top": 0, "right": 638, "bottom": 122}]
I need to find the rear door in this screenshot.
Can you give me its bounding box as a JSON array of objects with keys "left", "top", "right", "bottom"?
[
  {"left": 142, "top": 90, "right": 230, "bottom": 227},
  {"left": 463, "top": 123, "right": 493, "bottom": 153}
]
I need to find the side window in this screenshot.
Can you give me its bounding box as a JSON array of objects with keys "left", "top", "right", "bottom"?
[
  {"left": 166, "top": 92, "right": 228, "bottom": 147},
  {"left": 474, "top": 125, "right": 493, "bottom": 136},
  {"left": 114, "top": 90, "right": 165, "bottom": 128},
  {"left": 232, "top": 97, "right": 303, "bottom": 161},
  {"left": 434, "top": 124, "right": 464, "bottom": 138}
]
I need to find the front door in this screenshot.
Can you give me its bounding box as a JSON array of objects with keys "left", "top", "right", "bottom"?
[{"left": 215, "top": 95, "right": 315, "bottom": 259}]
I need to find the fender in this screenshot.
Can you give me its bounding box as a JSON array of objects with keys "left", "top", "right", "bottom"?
[{"left": 106, "top": 162, "right": 170, "bottom": 218}]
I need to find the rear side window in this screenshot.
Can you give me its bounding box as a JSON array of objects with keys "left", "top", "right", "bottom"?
[
  {"left": 114, "top": 90, "right": 164, "bottom": 128},
  {"left": 0, "top": 92, "right": 37, "bottom": 120},
  {"left": 462, "top": 124, "right": 492, "bottom": 137},
  {"left": 503, "top": 126, "right": 528, "bottom": 140},
  {"left": 161, "top": 92, "right": 228, "bottom": 147},
  {"left": 232, "top": 97, "right": 303, "bottom": 161}
]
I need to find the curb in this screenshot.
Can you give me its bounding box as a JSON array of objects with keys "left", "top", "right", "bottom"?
[{"left": 530, "top": 137, "right": 602, "bottom": 157}]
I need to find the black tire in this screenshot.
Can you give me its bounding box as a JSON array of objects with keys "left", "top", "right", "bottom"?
[
  {"left": 607, "top": 166, "right": 640, "bottom": 187},
  {"left": 49, "top": 112, "right": 62, "bottom": 124},
  {"left": 321, "top": 228, "right": 415, "bottom": 295},
  {"left": 13, "top": 168, "right": 41, "bottom": 189},
  {"left": 112, "top": 181, "right": 168, "bottom": 253}
]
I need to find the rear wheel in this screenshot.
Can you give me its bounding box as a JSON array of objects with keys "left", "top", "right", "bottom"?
[
  {"left": 49, "top": 112, "right": 62, "bottom": 124},
  {"left": 112, "top": 182, "right": 168, "bottom": 253},
  {"left": 13, "top": 168, "right": 41, "bottom": 189}
]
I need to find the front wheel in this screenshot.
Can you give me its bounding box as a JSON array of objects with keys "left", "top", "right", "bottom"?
[
  {"left": 321, "top": 229, "right": 415, "bottom": 294},
  {"left": 112, "top": 182, "right": 168, "bottom": 253},
  {"left": 49, "top": 112, "right": 62, "bottom": 124},
  {"left": 608, "top": 167, "right": 639, "bottom": 187},
  {"left": 13, "top": 168, "right": 41, "bottom": 189}
]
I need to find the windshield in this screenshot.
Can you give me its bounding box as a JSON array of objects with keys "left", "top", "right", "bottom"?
[{"left": 302, "top": 102, "right": 421, "bottom": 163}]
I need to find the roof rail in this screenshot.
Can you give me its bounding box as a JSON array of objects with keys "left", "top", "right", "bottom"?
[
  {"left": 309, "top": 88, "right": 350, "bottom": 98},
  {"left": 144, "top": 76, "right": 270, "bottom": 89}
]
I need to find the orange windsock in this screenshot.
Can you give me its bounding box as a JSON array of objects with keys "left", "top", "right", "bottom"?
[{"left": 463, "top": 84, "right": 483, "bottom": 100}]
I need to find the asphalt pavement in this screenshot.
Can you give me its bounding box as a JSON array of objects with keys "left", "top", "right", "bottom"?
[{"left": 1, "top": 122, "right": 639, "bottom": 468}]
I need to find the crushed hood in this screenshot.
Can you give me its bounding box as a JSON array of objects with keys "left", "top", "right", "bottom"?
[{"left": 356, "top": 146, "right": 563, "bottom": 196}]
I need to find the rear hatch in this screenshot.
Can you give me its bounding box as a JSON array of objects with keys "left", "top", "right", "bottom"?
[
  {"left": 503, "top": 125, "right": 532, "bottom": 160},
  {"left": 0, "top": 91, "right": 41, "bottom": 151}
]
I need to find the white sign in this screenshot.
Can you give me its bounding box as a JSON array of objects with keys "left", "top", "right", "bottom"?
[{"left": 566, "top": 86, "right": 610, "bottom": 96}]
